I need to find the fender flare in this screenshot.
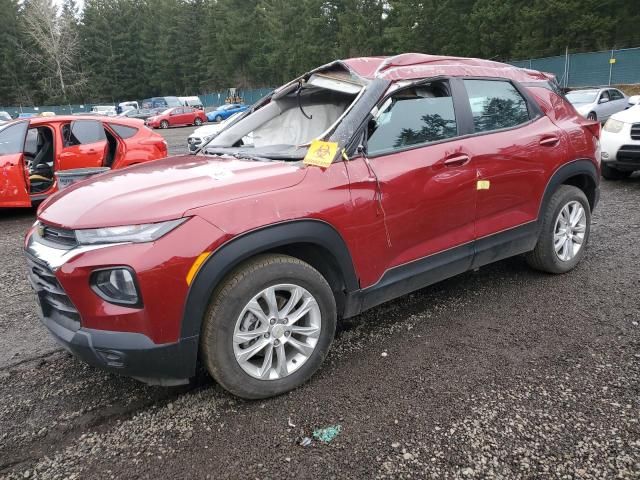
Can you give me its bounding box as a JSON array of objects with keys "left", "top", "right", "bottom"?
[
  {"left": 538, "top": 159, "right": 599, "bottom": 220},
  {"left": 180, "top": 219, "right": 358, "bottom": 339}
]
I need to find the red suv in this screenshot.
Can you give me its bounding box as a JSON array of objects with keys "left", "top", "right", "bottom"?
[
  {"left": 25, "top": 54, "right": 600, "bottom": 399},
  {"left": 145, "top": 106, "right": 207, "bottom": 129}
]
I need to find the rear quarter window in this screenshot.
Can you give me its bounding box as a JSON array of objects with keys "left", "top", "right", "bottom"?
[
  {"left": 464, "top": 80, "right": 531, "bottom": 133},
  {"left": 108, "top": 124, "right": 138, "bottom": 139}
]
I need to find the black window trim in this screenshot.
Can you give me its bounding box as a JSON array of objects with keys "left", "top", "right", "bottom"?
[{"left": 346, "top": 75, "right": 544, "bottom": 160}]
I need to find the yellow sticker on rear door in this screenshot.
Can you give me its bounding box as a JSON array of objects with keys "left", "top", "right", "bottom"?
[{"left": 303, "top": 140, "right": 339, "bottom": 168}]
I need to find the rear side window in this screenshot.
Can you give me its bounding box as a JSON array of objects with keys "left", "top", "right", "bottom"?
[
  {"left": 610, "top": 89, "right": 624, "bottom": 100},
  {"left": 367, "top": 81, "right": 458, "bottom": 155},
  {"left": 0, "top": 122, "right": 28, "bottom": 155},
  {"left": 464, "top": 80, "right": 530, "bottom": 133},
  {"left": 108, "top": 123, "right": 138, "bottom": 139},
  {"left": 63, "top": 120, "right": 106, "bottom": 147}
]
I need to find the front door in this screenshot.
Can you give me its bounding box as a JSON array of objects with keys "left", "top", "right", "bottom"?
[
  {"left": 347, "top": 79, "right": 477, "bottom": 288},
  {"left": 0, "top": 121, "right": 31, "bottom": 207},
  {"left": 58, "top": 120, "right": 107, "bottom": 170}
]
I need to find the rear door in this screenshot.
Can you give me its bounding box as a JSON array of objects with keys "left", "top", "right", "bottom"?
[
  {"left": 458, "top": 78, "right": 569, "bottom": 263},
  {"left": 58, "top": 120, "right": 107, "bottom": 170},
  {"left": 0, "top": 121, "right": 30, "bottom": 207},
  {"left": 609, "top": 89, "right": 627, "bottom": 114}
]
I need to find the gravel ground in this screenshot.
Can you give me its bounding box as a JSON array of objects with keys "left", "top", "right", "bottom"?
[{"left": 0, "top": 135, "right": 638, "bottom": 479}]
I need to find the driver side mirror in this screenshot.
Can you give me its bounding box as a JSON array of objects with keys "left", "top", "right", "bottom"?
[{"left": 598, "top": 97, "right": 609, "bottom": 104}]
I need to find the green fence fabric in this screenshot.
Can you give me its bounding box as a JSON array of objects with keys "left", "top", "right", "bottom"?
[{"left": 510, "top": 47, "right": 640, "bottom": 88}]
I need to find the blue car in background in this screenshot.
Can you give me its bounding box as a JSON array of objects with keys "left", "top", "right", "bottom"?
[{"left": 206, "top": 103, "right": 249, "bottom": 122}]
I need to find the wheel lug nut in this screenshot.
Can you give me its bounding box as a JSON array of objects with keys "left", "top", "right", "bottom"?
[
  {"left": 270, "top": 318, "right": 276, "bottom": 325},
  {"left": 285, "top": 331, "right": 290, "bottom": 337},
  {"left": 264, "top": 333, "right": 270, "bottom": 338},
  {"left": 283, "top": 318, "right": 288, "bottom": 324},
  {"left": 274, "top": 340, "right": 280, "bottom": 346}
]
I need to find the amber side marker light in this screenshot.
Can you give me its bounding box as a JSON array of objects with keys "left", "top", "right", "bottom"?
[{"left": 186, "top": 252, "right": 211, "bottom": 285}]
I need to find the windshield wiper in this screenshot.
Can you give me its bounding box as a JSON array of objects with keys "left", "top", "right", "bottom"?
[{"left": 204, "top": 148, "right": 272, "bottom": 162}]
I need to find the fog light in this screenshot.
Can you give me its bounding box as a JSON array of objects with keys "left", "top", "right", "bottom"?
[
  {"left": 91, "top": 267, "right": 142, "bottom": 307},
  {"left": 601, "top": 152, "right": 610, "bottom": 160}
]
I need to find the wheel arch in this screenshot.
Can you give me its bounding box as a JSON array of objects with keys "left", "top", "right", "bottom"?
[
  {"left": 539, "top": 159, "right": 599, "bottom": 217},
  {"left": 180, "top": 219, "right": 358, "bottom": 339}
]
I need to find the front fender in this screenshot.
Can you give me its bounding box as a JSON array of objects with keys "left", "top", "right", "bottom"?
[{"left": 180, "top": 219, "right": 358, "bottom": 339}]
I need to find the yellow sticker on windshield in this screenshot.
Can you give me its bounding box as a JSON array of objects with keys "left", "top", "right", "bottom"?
[{"left": 304, "top": 140, "right": 338, "bottom": 168}]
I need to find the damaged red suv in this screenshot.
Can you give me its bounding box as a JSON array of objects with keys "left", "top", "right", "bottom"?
[{"left": 25, "top": 54, "right": 600, "bottom": 399}]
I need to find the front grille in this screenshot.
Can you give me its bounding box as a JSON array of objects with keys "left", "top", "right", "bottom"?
[
  {"left": 631, "top": 123, "right": 640, "bottom": 141},
  {"left": 617, "top": 145, "right": 640, "bottom": 164},
  {"left": 41, "top": 224, "right": 77, "bottom": 247},
  {"left": 26, "top": 254, "right": 80, "bottom": 332}
]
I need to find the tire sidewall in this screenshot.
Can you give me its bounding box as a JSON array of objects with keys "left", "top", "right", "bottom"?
[
  {"left": 204, "top": 258, "right": 337, "bottom": 399},
  {"left": 540, "top": 186, "right": 591, "bottom": 273}
]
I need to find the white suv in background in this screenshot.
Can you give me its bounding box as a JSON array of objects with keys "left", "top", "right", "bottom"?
[{"left": 600, "top": 96, "right": 640, "bottom": 179}]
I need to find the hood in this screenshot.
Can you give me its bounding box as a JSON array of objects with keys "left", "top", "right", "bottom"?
[
  {"left": 39, "top": 155, "right": 307, "bottom": 229},
  {"left": 610, "top": 105, "right": 640, "bottom": 123}
]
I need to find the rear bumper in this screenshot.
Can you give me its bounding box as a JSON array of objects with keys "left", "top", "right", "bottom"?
[{"left": 43, "top": 313, "right": 197, "bottom": 385}]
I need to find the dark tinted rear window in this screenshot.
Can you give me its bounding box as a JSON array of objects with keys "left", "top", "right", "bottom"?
[
  {"left": 464, "top": 80, "right": 530, "bottom": 133},
  {"left": 109, "top": 123, "right": 138, "bottom": 139}
]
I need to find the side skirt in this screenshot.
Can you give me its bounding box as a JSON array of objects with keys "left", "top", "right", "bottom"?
[{"left": 343, "top": 222, "right": 538, "bottom": 318}]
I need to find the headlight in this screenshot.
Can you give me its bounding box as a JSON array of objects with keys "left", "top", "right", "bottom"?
[
  {"left": 91, "top": 267, "right": 141, "bottom": 307},
  {"left": 75, "top": 218, "right": 187, "bottom": 245},
  {"left": 603, "top": 118, "right": 624, "bottom": 133}
]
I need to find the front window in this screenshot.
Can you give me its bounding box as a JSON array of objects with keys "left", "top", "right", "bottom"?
[
  {"left": 366, "top": 80, "right": 458, "bottom": 156},
  {"left": 0, "top": 121, "right": 27, "bottom": 155}
]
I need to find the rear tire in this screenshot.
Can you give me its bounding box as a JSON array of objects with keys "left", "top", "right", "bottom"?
[
  {"left": 526, "top": 185, "right": 591, "bottom": 274},
  {"left": 194, "top": 117, "right": 203, "bottom": 126},
  {"left": 160, "top": 120, "right": 169, "bottom": 129},
  {"left": 215, "top": 115, "right": 222, "bottom": 122},
  {"left": 201, "top": 254, "right": 337, "bottom": 399},
  {"left": 587, "top": 112, "right": 597, "bottom": 121},
  {"left": 601, "top": 162, "right": 632, "bottom": 180}
]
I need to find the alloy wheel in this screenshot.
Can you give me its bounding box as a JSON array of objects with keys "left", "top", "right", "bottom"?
[
  {"left": 554, "top": 201, "right": 586, "bottom": 261},
  {"left": 233, "top": 284, "right": 321, "bottom": 380}
]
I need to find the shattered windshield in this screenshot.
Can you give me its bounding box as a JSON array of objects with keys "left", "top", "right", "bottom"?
[{"left": 201, "top": 70, "right": 364, "bottom": 161}]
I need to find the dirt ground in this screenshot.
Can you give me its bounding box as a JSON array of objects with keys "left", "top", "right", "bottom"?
[{"left": 0, "top": 129, "right": 638, "bottom": 479}]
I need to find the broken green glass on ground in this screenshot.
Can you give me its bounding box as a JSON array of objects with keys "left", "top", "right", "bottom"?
[{"left": 312, "top": 425, "right": 342, "bottom": 443}]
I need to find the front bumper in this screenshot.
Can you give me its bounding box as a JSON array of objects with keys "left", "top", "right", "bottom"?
[
  {"left": 44, "top": 308, "right": 197, "bottom": 385},
  {"left": 24, "top": 216, "right": 227, "bottom": 384},
  {"left": 600, "top": 125, "right": 640, "bottom": 171}
]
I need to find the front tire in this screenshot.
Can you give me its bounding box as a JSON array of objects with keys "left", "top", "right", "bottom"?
[
  {"left": 201, "top": 254, "right": 337, "bottom": 399},
  {"left": 215, "top": 115, "right": 222, "bottom": 122},
  {"left": 526, "top": 185, "right": 591, "bottom": 274},
  {"left": 587, "top": 112, "right": 597, "bottom": 121},
  {"left": 160, "top": 120, "right": 169, "bottom": 129},
  {"left": 194, "top": 117, "right": 203, "bottom": 126},
  {"left": 601, "top": 162, "right": 632, "bottom": 180}
]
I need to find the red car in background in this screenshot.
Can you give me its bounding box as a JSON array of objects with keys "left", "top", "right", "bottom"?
[
  {"left": 0, "top": 116, "right": 167, "bottom": 208},
  {"left": 145, "top": 107, "right": 207, "bottom": 129}
]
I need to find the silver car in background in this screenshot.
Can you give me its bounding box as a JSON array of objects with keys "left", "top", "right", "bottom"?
[{"left": 566, "top": 88, "right": 628, "bottom": 122}]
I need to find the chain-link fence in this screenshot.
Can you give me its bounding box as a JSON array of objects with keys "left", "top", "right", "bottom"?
[{"left": 510, "top": 47, "right": 640, "bottom": 88}]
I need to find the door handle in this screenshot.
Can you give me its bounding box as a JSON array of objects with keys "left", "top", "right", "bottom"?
[
  {"left": 539, "top": 136, "right": 560, "bottom": 147},
  {"left": 443, "top": 154, "right": 471, "bottom": 167}
]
